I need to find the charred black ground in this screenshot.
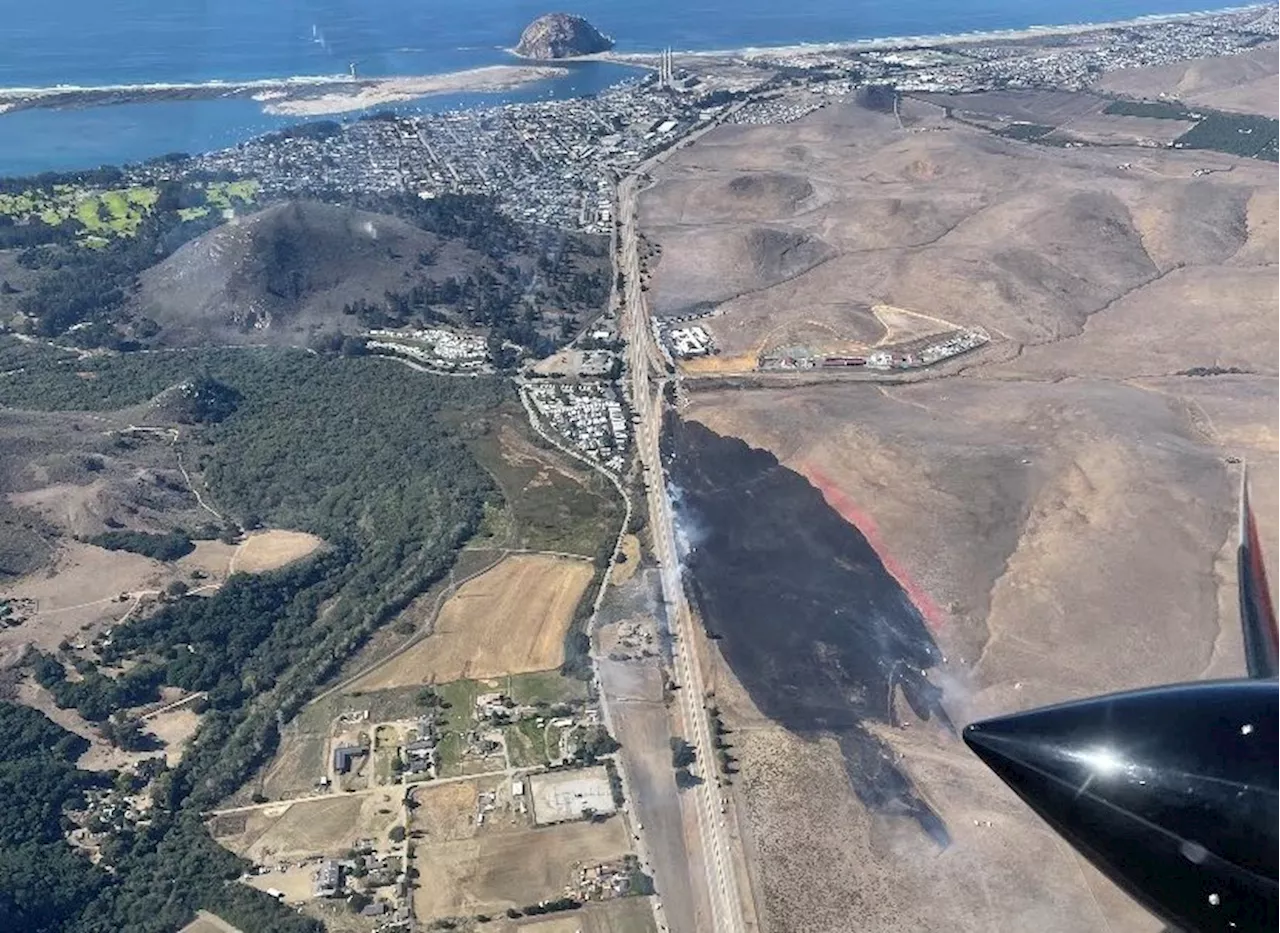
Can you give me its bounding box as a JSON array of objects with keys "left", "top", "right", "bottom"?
[{"left": 664, "top": 415, "right": 953, "bottom": 845}]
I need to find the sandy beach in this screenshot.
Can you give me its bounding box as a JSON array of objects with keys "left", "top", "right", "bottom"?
[
  {"left": 262, "top": 65, "right": 568, "bottom": 116},
  {"left": 600, "top": 3, "right": 1270, "bottom": 61}
]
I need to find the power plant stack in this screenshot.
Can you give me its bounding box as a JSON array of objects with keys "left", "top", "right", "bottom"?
[{"left": 657, "top": 47, "right": 674, "bottom": 89}]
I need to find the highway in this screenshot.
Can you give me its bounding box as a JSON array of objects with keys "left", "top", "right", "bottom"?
[{"left": 615, "top": 116, "right": 750, "bottom": 933}]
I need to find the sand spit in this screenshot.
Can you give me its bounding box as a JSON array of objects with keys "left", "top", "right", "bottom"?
[
  {"left": 262, "top": 66, "right": 569, "bottom": 116},
  {"left": 0, "top": 66, "right": 568, "bottom": 118}
]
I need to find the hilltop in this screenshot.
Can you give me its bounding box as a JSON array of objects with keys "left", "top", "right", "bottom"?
[
  {"left": 133, "top": 200, "right": 495, "bottom": 346},
  {"left": 130, "top": 198, "right": 610, "bottom": 354},
  {"left": 514, "top": 13, "right": 613, "bottom": 59}
]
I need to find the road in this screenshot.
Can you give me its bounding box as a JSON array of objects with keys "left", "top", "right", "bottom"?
[
  {"left": 615, "top": 110, "right": 751, "bottom": 933},
  {"left": 207, "top": 762, "right": 549, "bottom": 817}
]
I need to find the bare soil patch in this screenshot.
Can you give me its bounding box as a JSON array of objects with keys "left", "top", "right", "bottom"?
[
  {"left": 351, "top": 553, "right": 592, "bottom": 688},
  {"left": 413, "top": 817, "right": 631, "bottom": 919},
  {"left": 219, "top": 792, "right": 402, "bottom": 863},
  {"left": 144, "top": 706, "right": 201, "bottom": 766},
  {"left": 611, "top": 534, "right": 642, "bottom": 585},
  {"left": 178, "top": 911, "right": 245, "bottom": 933},
  {"left": 230, "top": 529, "right": 324, "bottom": 573},
  {"left": 244, "top": 864, "right": 317, "bottom": 904}
]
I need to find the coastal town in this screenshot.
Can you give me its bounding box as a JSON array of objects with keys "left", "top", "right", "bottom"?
[{"left": 82, "top": 4, "right": 1272, "bottom": 234}]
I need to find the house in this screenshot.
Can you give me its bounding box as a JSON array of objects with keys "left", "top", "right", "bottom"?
[
  {"left": 404, "top": 738, "right": 435, "bottom": 774},
  {"left": 314, "top": 860, "right": 342, "bottom": 898},
  {"left": 333, "top": 744, "right": 366, "bottom": 774}
]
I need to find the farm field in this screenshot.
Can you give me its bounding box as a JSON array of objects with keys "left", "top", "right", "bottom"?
[
  {"left": 350, "top": 553, "right": 592, "bottom": 688},
  {"left": 577, "top": 898, "right": 660, "bottom": 933},
  {"left": 412, "top": 817, "right": 632, "bottom": 919}
]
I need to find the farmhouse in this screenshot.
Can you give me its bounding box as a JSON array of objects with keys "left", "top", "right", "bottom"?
[
  {"left": 314, "top": 859, "right": 343, "bottom": 898},
  {"left": 333, "top": 744, "right": 367, "bottom": 774}
]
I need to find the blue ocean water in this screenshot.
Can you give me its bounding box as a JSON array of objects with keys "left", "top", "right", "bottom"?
[{"left": 0, "top": 0, "right": 1231, "bottom": 175}]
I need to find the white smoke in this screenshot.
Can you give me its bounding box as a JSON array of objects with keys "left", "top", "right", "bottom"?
[{"left": 665, "top": 480, "right": 709, "bottom": 566}]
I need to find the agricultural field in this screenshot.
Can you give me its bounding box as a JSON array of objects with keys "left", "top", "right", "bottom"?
[
  {"left": 572, "top": 898, "right": 660, "bottom": 933},
  {"left": 349, "top": 553, "right": 593, "bottom": 689},
  {"left": 414, "top": 819, "right": 632, "bottom": 918}
]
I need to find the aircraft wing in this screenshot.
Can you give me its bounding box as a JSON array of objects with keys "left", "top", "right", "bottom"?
[{"left": 1239, "top": 468, "right": 1278, "bottom": 679}]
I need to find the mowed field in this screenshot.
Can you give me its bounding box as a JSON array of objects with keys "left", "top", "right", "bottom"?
[
  {"left": 351, "top": 553, "right": 593, "bottom": 688},
  {"left": 214, "top": 792, "right": 402, "bottom": 863}
]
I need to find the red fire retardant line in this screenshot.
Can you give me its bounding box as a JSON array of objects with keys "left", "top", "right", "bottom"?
[
  {"left": 1245, "top": 497, "right": 1279, "bottom": 654},
  {"left": 802, "top": 463, "right": 946, "bottom": 632}
]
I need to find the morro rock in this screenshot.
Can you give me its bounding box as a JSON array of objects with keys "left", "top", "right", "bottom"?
[{"left": 514, "top": 13, "right": 613, "bottom": 59}]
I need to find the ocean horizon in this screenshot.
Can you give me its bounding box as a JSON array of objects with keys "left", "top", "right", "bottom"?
[{"left": 0, "top": 0, "right": 1258, "bottom": 175}]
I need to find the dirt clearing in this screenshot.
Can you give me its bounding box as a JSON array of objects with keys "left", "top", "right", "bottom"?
[
  {"left": 351, "top": 553, "right": 593, "bottom": 688},
  {"left": 230, "top": 529, "right": 324, "bottom": 573},
  {"left": 144, "top": 707, "right": 201, "bottom": 766},
  {"left": 179, "top": 912, "right": 245, "bottom": 933},
  {"left": 413, "top": 817, "right": 632, "bottom": 919},
  {"left": 612, "top": 534, "right": 642, "bottom": 585},
  {"left": 217, "top": 792, "right": 402, "bottom": 863}
]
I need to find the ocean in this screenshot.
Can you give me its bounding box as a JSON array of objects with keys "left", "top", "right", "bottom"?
[{"left": 0, "top": 0, "right": 1233, "bottom": 175}]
